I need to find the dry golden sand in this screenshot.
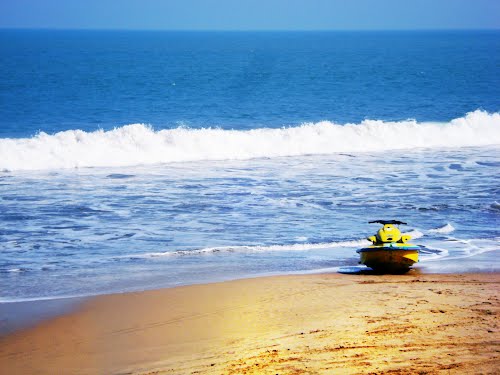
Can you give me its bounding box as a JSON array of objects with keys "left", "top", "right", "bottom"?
[{"left": 0, "top": 273, "right": 499, "bottom": 374}]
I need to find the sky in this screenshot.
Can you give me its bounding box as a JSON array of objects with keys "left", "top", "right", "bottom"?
[{"left": 0, "top": 0, "right": 499, "bottom": 31}]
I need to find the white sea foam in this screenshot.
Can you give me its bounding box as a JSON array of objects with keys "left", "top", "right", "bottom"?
[
  {"left": 6, "top": 268, "right": 23, "bottom": 273},
  {"left": 418, "top": 247, "right": 449, "bottom": 262},
  {"left": 295, "top": 236, "right": 309, "bottom": 242},
  {"left": 419, "top": 237, "right": 500, "bottom": 269},
  {"left": 127, "top": 229, "right": 424, "bottom": 260},
  {"left": 127, "top": 238, "right": 370, "bottom": 259},
  {"left": 1, "top": 110, "right": 499, "bottom": 171},
  {"left": 406, "top": 230, "right": 424, "bottom": 239},
  {"left": 429, "top": 223, "right": 456, "bottom": 234}
]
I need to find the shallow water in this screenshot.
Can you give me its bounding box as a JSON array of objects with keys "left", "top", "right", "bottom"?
[{"left": 1, "top": 146, "right": 499, "bottom": 301}]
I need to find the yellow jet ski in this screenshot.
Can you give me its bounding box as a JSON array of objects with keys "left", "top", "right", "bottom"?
[{"left": 356, "top": 220, "right": 419, "bottom": 272}]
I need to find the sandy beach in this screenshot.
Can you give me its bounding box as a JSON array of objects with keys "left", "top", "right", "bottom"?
[{"left": 1, "top": 272, "right": 499, "bottom": 374}]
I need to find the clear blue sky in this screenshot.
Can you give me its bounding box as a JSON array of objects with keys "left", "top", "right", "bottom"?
[{"left": 1, "top": 0, "right": 499, "bottom": 31}]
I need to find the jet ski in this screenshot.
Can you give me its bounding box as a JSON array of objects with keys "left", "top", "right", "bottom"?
[{"left": 356, "top": 220, "right": 419, "bottom": 272}]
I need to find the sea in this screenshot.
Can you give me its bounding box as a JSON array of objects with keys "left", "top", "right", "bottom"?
[{"left": 0, "top": 30, "right": 499, "bottom": 303}]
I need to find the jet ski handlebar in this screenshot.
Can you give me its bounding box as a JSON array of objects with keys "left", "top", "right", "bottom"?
[{"left": 369, "top": 220, "right": 407, "bottom": 225}]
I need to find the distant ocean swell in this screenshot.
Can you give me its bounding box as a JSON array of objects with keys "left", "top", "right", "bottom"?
[{"left": 1, "top": 110, "right": 499, "bottom": 171}]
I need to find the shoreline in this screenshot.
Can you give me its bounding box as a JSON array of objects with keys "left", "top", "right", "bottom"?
[
  {"left": 1, "top": 256, "right": 499, "bottom": 337},
  {"left": 1, "top": 271, "right": 499, "bottom": 374},
  {"left": 0, "top": 296, "right": 88, "bottom": 337},
  {"left": 1, "top": 257, "right": 499, "bottom": 336}
]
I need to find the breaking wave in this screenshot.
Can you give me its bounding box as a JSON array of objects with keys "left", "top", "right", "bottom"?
[
  {"left": 1, "top": 110, "right": 499, "bottom": 171},
  {"left": 429, "top": 223, "right": 456, "bottom": 234}
]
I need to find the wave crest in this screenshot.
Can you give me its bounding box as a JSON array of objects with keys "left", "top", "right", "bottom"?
[
  {"left": 429, "top": 224, "right": 456, "bottom": 234},
  {"left": 1, "top": 110, "right": 499, "bottom": 171}
]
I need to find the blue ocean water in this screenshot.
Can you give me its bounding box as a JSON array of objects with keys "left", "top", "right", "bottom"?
[{"left": 0, "top": 30, "right": 499, "bottom": 301}]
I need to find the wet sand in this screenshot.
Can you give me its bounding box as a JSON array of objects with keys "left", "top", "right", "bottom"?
[
  {"left": 1, "top": 272, "right": 499, "bottom": 374},
  {"left": 0, "top": 297, "right": 87, "bottom": 336}
]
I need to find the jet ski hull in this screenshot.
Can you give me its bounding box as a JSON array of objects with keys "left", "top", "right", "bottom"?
[{"left": 356, "top": 244, "right": 419, "bottom": 271}]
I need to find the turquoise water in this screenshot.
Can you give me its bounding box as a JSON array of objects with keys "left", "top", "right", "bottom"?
[{"left": 0, "top": 30, "right": 499, "bottom": 301}]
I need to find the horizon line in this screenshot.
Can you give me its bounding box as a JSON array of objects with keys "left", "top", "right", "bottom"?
[{"left": 1, "top": 27, "right": 499, "bottom": 33}]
